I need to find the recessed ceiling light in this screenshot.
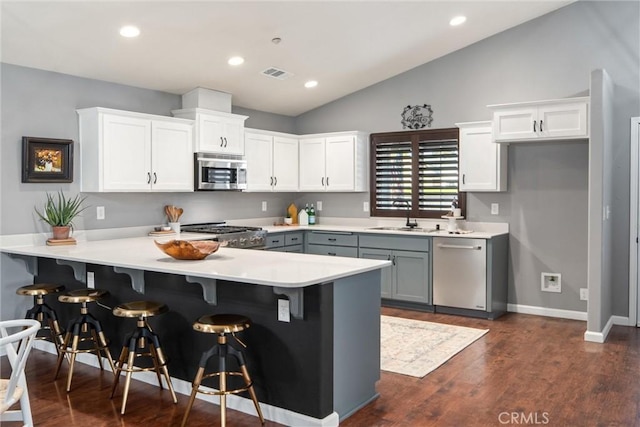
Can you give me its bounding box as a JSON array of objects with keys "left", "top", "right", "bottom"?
[
  {"left": 449, "top": 16, "right": 467, "bottom": 26},
  {"left": 304, "top": 80, "right": 318, "bottom": 89},
  {"left": 228, "top": 56, "right": 245, "bottom": 66},
  {"left": 119, "top": 25, "right": 140, "bottom": 38}
]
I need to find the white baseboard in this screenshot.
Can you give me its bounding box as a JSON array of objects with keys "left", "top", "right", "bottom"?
[
  {"left": 507, "top": 304, "right": 587, "bottom": 321},
  {"left": 583, "top": 315, "right": 631, "bottom": 343},
  {"left": 33, "top": 341, "right": 339, "bottom": 427}
]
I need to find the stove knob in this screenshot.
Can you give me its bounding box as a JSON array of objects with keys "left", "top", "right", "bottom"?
[
  {"left": 239, "top": 238, "right": 247, "bottom": 247},
  {"left": 228, "top": 239, "right": 238, "bottom": 247}
]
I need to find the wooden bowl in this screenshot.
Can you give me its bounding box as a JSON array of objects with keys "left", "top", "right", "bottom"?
[{"left": 154, "top": 240, "right": 220, "bottom": 260}]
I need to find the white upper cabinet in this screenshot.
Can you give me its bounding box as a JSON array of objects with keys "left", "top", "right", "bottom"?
[
  {"left": 245, "top": 130, "right": 299, "bottom": 192},
  {"left": 489, "top": 97, "right": 589, "bottom": 143},
  {"left": 456, "top": 121, "right": 507, "bottom": 192},
  {"left": 298, "top": 131, "right": 368, "bottom": 192},
  {"left": 77, "top": 107, "right": 194, "bottom": 192},
  {"left": 172, "top": 108, "right": 247, "bottom": 155}
]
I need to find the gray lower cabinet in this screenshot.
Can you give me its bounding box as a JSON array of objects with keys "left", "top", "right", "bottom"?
[
  {"left": 266, "top": 231, "right": 304, "bottom": 252},
  {"left": 358, "top": 234, "right": 430, "bottom": 304},
  {"left": 305, "top": 231, "right": 358, "bottom": 258}
]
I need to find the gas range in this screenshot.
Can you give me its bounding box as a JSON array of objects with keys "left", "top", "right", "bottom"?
[{"left": 180, "top": 222, "right": 267, "bottom": 249}]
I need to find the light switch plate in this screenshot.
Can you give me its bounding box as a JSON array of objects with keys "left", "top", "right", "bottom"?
[
  {"left": 87, "top": 271, "right": 95, "bottom": 289},
  {"left": 317, "top": 201, "right": 322, "bottom": 211},
  {"left": 261, "top": 201, "right": 267, "bottom": 212},
  {"left": 278, "top": 299, "right": 290, "bottom": 322},
  {"left": 96, "top": 206, "right": 105, "bottom": 220},
  {"left": 491, "top": 203, "right": 499, "bottom": 215},
  {"left": 363, "top": 201, "right": 370, "bottom": 212}
]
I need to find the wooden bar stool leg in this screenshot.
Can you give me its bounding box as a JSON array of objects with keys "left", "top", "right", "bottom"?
[
  {"left": 54, "top": 331, "right": 72, "bottom": 379},
  {"left": 181, "top": 367, "right": 206, "bottom": 427}
]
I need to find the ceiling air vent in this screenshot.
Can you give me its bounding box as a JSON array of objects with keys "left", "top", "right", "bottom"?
[{"left": 261, "top": 67, "right": 293, "bottom": 80}]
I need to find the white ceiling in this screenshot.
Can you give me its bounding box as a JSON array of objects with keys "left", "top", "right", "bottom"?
[{"left": 1, "top": 1, "right": 572, "bottom": 117}]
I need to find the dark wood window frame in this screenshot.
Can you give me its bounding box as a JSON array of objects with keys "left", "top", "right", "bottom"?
[{"left": 369, "top": 127, "right": 466, "bottom": 219}]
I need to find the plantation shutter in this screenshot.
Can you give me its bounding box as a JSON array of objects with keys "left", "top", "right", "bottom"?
[
  {"left": 370, "top": 128, "right": 462, "bottom": 219},
  {"left": 418, "top": 137, "right": 459, "bottom": 213}
]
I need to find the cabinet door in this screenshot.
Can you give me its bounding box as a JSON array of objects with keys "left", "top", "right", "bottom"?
[
  {"left": 392, "top": 250, "right": 430, "bottom": 304},
  {"left": 245, "top": 132, "right": 273, "bottom": 191},
  {"left": 198, "top": 114, "right": 225, "bottom": 152},
  {"left": 492, "top": 107, "right": 538, "bottom": 141},
  {"left": 459, "top": 124, "right": 506, "bottom": 192},
  {"left": 151, "top": 121, "right": 194, "bottom": 191},
  {"left": 359, "top": 247, "right": 392, "bottom": 298},
  {"left": 272, "top": 136, "right": 299, "bottom": 191},
  {"left": 538, "top": 101, "right": 588, "bottom": 139},
  {"left": 103, "top": 114, "right": 151, "bottom": 191},
  {"left": 221, "top": 117, "right": 245, "bottom": 155},
  {"left": 325, "top": 135, "right": 355, "bottom": 191},
  {"left": 299, "top": 138, "right": 326, "bottom": 191}
]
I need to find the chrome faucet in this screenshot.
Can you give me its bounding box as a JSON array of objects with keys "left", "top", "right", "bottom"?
[{"left": 393, "top": 200, "right": 418, "bottom": 228}]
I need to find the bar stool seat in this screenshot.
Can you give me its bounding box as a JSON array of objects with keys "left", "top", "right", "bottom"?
[
  {"left": 54, "top": 288, "right": 115, "bottom": 392},
  {"left": 110, "top": 300, "right": 177, "bottom": 415},
  {"left": 16, "top": 283, "right": 65, "bottom": 351},
  {"left": 182, "top": 313, "right": 264, "bottom": 427}
]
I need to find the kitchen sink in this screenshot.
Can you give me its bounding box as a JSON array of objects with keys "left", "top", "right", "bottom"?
[{"left": 367, "top": 226, "right": 439, "bottom": 233}]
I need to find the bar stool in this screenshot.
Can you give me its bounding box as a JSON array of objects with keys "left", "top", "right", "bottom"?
[
  {"left": 181, "top": 314, "right": 264, "bottom": 427},
  {"left": 16, "top": 283, "right": 65, "bottom": 351},
  {"left": 54, "top": 288, "right": 116, "bottom": 392},
  {"left": 110, "top": 300, "right": 177, "bottom": 415}
]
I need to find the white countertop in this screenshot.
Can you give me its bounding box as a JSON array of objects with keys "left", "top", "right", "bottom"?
[
  {"left": 260, "top": 224, "right": 506, "bottom": 239},
  {"left": 0, "top": 234, "right": 390, "bottom": 288}
]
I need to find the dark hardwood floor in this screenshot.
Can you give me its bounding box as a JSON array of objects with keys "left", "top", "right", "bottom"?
[{"left": 5, "top": 307, "right": 640, "bottom": 426}]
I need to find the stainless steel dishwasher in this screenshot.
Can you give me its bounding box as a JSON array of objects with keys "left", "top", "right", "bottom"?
[{"left": 433, "top": 237, "right": 487, "bottom": 310}]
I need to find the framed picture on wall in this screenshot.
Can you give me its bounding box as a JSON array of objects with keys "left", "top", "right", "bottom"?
[{"left": 21, "top": 136, "right": 73, "bottom": 183}]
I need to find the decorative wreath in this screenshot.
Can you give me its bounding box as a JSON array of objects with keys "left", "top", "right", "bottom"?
[{"left": 401, "top": 104, "right": 433, "bottom": 129}]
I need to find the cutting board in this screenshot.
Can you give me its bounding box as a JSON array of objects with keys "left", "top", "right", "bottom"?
[
  {"left": 46, "top": 238, "right": 77, "bottom": 246},
  {"left": 287, "top": 203, "right": 298, "bottom": 224}
]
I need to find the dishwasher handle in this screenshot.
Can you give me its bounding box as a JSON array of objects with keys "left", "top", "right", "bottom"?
[{"left": 438, "top": 244, "right": 482, "bottom": 250}]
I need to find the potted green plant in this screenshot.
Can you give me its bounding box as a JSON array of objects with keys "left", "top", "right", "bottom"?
[{"left": 35, "top": 190, "right": 88, "bottom": 240}]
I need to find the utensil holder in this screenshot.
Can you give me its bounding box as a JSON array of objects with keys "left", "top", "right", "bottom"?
[{"left": 168, "top": 222, "right": 180, "bottom": 234}]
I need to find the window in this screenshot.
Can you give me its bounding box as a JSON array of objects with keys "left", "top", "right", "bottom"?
[{"left": 369, "top": 128, "right": 464, "bottom": 219}]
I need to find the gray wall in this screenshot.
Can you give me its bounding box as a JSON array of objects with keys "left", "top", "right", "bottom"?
[{"left": 295, "top": 1, "right": 640, "bottom": 315}]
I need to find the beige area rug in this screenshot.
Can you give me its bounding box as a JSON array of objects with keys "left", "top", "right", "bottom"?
[{"left": 380, "top": 315, "right": 489, "bottom": 378}]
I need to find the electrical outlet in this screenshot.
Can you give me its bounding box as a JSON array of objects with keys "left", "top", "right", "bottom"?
[
  {"left": 541, "top": 273, "right": 561, "bottom": 293},
  {"left": 491, "top": 203, "right": 499, "bottom": 215},
  {"left": 580, "top": 288, "right": 588, "bottom": 301},
  {"left": 261, "top": 201, "right": 267, "bottom": 212},
  {"left": 278, "top": 299, "right": 290, "bottom": 322},
  {"left": 317, "top": 201, "right": 323, "bottom": 211},
  {"left": 96, "top": 206, "right": 105, "bottom": 220},
  {"left": 87, "top": 271, "right": 95, "bottom": 289},
  {"left": 363, "top": 201, "right": 370, "bottom": 212}
]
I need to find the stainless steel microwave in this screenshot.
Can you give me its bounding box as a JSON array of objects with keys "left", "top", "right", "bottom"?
[{"left": 194, "top": 153, "right": 247, "bottom": 191}]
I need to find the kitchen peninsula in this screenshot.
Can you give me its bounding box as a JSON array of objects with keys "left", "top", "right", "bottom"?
[{"left": 0, "top": 234, "right": 390, "bottom": 426}]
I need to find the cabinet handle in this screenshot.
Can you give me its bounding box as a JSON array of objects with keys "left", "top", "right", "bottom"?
[
  {"left": 220, "top": 137, "right": 224, "bottom": 147},
  {"left": 291, "top": 237, "right": 298, "bottom": 241},
  {"left": 438, "top": 244, "right": 482, "bottom": 250},
  {"left": 462, "top": 174, "right": 466, "bottom": 184},
  {"left": 392, "top": 256, "right": 396, "bottom": 266},
  {"left": 326, "top": 176, "right": 329, "bottom": 186},
  {"left": 321, "top": 177, "right": 324, "bottom": 186},
  {"left": 328, "top": 252, "right": 336, "bottom": 256},
  {"left": 539, "top": 120, "right": 544, "bottom": 132},
  {"left": 328, "top": 238, "right": 337, "bottom": 242},
  {"left": 153, "top": 172, "right": 157, "bottom": 184},
  {"left": 224, "top": 137, "right": 228, "bottom": 147},
  {"left": 270, "top": 176, "right": 273, "bottom": 186},
  {"left": 147, "top": 172, "right": 151, "bottom": 184},
  {"left": 533, "top": 120, "right": 537, "bottom": 132},
  {"left": 274, "top": 176, "right": 277, "bottom": 186},
  {"left": 272, "top": 240, "right": 280, "bottom": 243}
]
